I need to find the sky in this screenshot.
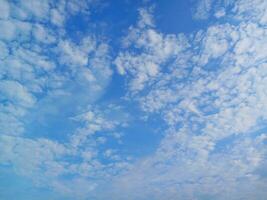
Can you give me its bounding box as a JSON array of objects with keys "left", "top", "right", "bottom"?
[{"left": 0, "top": 0, "right": 267, "bottom": 199}]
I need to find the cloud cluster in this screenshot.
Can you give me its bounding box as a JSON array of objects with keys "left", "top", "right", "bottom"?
[
  {"left": 113, "top": 0, "right": 267, "bottom": 199},
  {"left": 0, "top": 0, "right": 129, "bottom": 198},
  {"left": 0, "top": 105, "right": 131, "bottom": 199},
  {"left": 0, "top": 0, "right": 113, "bottom": 137},
  {"left": 115, "top": 8, "right": 189, "bottom": 92},
  {"left": 1, "top": 0, "right": 267, "bottom": 199}
]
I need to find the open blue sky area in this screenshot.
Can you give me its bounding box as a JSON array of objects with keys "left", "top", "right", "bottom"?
[{"left": 0, "top": 0, "right": 267, "bottom": 199}]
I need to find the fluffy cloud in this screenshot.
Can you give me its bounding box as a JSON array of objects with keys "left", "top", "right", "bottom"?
[
  {"left": 115, "top": 9, "right": 188, "bottom": 92},
  {"left": 0, "top": 105, "right": 131, "bottom": 199},
  {"left": 1, "top": 0, "right": 267, "bottom": 199},
  {"left": 192, "top": 0, "right": 234, "bottom": 20},
  {"left": 0, "top": 0, "right": 121, "bottom": 198},
  {"left": 193, "top": 0, "right": 212, "bottom": 20},
  {"left": 0, "top": 80, "right": 36, "bottom": 107},
  {"left": 0, "top": 0, "right": 113, "bottom": 137},
  {"left": 0, "top": 0, "right": 10, "bottom": 19},
  {"left": 113, "top": 0, "right": 267, "bottom": 199}
]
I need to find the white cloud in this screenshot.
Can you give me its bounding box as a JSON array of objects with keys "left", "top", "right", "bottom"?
[
  {"left": 0, "top": 0, "right": 113, "bottom": 139},
  {"left": 33, "top": 24, "right": 57, "bottom": 44},
  {"left": 193, "top": 0, "right": 234, "bottom": 21},
  {"left": 198, "top": 24, "right": 233, "bottom": 65},
  {"left": 0, "top": 135, "right": 67, "bottom": 181},
  {"left": 0, "top": 80, "right": 36, "bottom": 108},
  {"left": 50, "top": 8, "right": 65, "bottom": 27},
  {"left": 1, "top": 0, "right": 267, "bottom": 199},
  {"left": 58, "top": 39, "right": 90, "bottom": 67},
  {"left": 0, "top": 1, "right": 117, "bottom": 196},
  {"left": 0, "top": 20, "right": 16, "bottom": 41},
  {"left": 0, "top": 40, "right": 9, "bottom": 59},
  {"left": 115, "top": 9, "right": 188, "bottom": 92},
  {"left": 112, "top": 1, "right": 267, "bottom": 199},
  {"left": 215, "top": 9, "right": 226, "bottom": 18},
  {"left": 0, "top": 106, "right": 131, "bottom": 198},
  {"left": 16, "top": 0, "right": 50, "bottom": 21},
  {"left": 0, "top": 113, "right": 25, "bottom": 136},
  {"left": 137, "top": 7, "right": 155, "bottom": 28},
  {"left": 0, "top": 0, "right": 10, "bottom": 19},
  {"left": 193, "top": 0, "right": 212, "bottom": 20}
]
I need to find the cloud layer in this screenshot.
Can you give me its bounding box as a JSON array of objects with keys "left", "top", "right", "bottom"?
[{"left": 1, "top": 0, "right": 267, "bottom": 199}]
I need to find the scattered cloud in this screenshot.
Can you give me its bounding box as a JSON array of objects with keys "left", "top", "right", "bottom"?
[
  {"left": 1, "top": 0, "right": 267, "bottom": 199},
  {"left": 113, "top": 0, "right": 267, "bottom": 199}
]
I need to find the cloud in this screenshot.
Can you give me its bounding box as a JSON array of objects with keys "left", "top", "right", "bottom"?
[
  {"left": 33, "top": 24, "right": 57, "bottom": 44},
  {"left": 115, "top": 9, "right": 188, "bottom": 92},
  {"left": 0, "top": 20, "right": 16, "bottom": 41},
  {"left": 192, "top": 0, "right": 234, "bottom": 20},
  {"left": 1, "top": 0, "right": 267, "bottom": 199},
  {"left": 193, "top": 0, "right": 212, "bottom": 20},
  {"left": 50, "top": 8, "right": 65, "bottom": 27},
  {"left": 112, "top": 0, "right": 267, "bottom": 199},
  {"left": 0, "top": 1, "right": 124, "bottom": 198},
  {"left": 0, "top": 105, "right": 131, "bottom": 199},
  {"left": 0, "top": 0, "right": 10, "bottom": 19},
  {"left": 0, "top": 135, "right": 67, "bottom": 178},
  {"left": 0, "top": 40, "right": 9, "bottom": 59},
  {"left": 0, "top": 0, "right": 113, "bottom": 138},
  {"left": 0, "top": 80, "right": 36, "bottom": 107}
]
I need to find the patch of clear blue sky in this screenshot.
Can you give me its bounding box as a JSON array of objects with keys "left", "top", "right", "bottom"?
[{"left": 155, "top": 0, "right": 207, "bottom": 34}]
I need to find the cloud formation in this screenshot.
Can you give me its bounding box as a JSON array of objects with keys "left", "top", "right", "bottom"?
[
  {"left": 0, "top": 0, "right": 127, "bottom": 198},
  {"left": 1, "top": 0, "right": 267, "bottom": 199},
  {"left": 112, "top": 0, "right": 267, "bottom": 199}
]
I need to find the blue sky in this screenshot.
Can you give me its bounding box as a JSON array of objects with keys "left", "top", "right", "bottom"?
[{"left": 0, "top": 0, "right": 267, "bottom": 199}]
